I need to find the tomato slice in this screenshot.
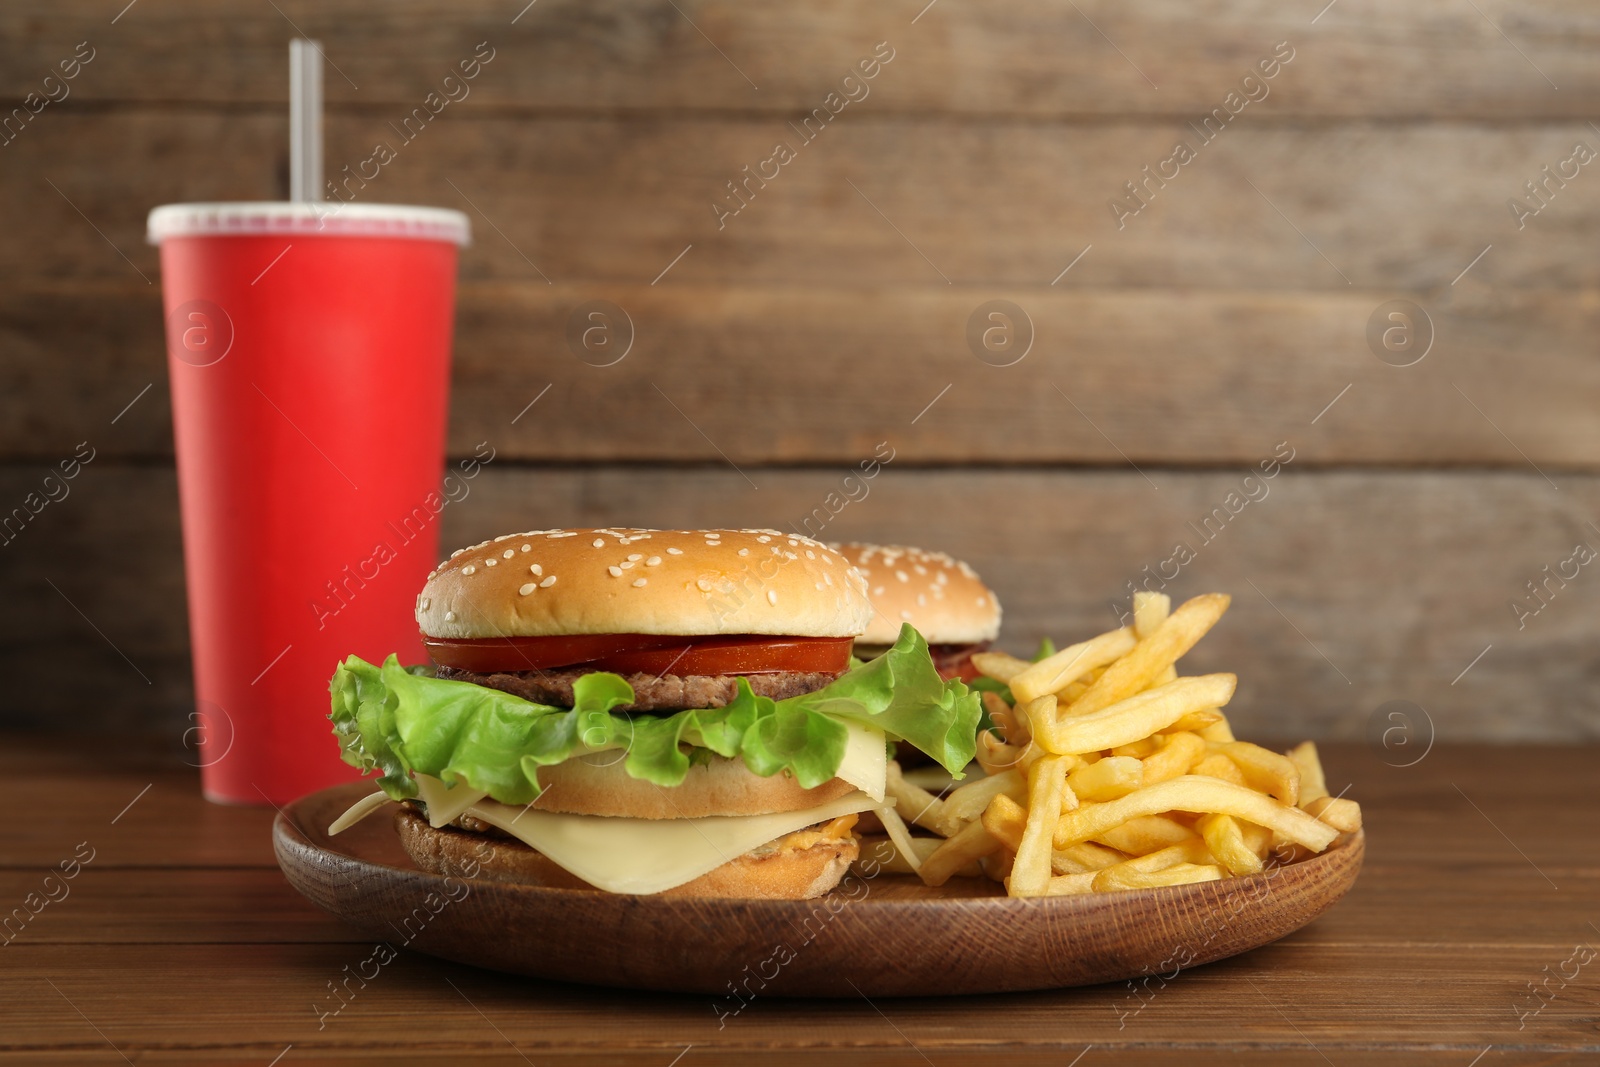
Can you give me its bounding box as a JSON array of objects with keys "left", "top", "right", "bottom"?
[{"left": 424, "top": 632, "right": 854, "bottom": 676}]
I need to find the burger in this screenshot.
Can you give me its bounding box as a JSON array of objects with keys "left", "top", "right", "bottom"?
[
  {"left": 326, "top": 528, "right": 981, "bottom": 899},
  {"left": 830, "top": 543, "right": 1001, "bottom": 684}
]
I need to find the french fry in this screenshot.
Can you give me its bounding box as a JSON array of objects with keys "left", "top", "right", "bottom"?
[
  {"left": 964, "top": 590, "right": 1361, "bottom": 899},
  {"left": 1197, "top": 813, "right": 1264, "bottom": 875},
  {"left": 1051, "top": 840, "right": 1127, "bottom": 874},
  {"left": 983, "top": 690, "right": 1030, "bottom": 746},
  {"left": 1066, "top": 755, "right": 1144, "bottom": 801},
  {"left": 971, "top": 650, "right": 1033, "bottom": 683},
  {"left": 875, "top": 803, "right": 923, "bottom": 873},
  {"left": 1094, "top": 814, "right": 1195, "bottom": 855},
  {"left": 1110, "top": 737, "right": 1160, "bottom": 759},
  {"left": 1043, "top": 871, "right": 1098, "bottom": 895},
  {"left": 1010, "top": 626, "right": 1137, "bottom": 703},
  {"left": 1220, "top": 742, "right": 1301, "bottom": 806},
  {"left": 1133, "top": 591, "right": 1171, "bottom": 640},
  {"left": 980, "top": 793, "right": 1027, "bottom": 852},
  {"left": 886, "top": 762, "right": 962, "bottom": 836},
  {"left": 1166, "top": 709, "right": 1223, "bottom": 733},
  {"left": 1064, "top": 594, "right": 1231, "bottom": 716},
  {"left": 1035, "top": 674, "right": 1237, "bottom": 756},
  {"left": 976, "top": 731, "right": 1034, "bottom": 777},
  {"left": 1192, "top": 752, "right": 1248, "bottom": 787},
  {"left": 1239, "top": 819, "right": 1274, "bottom": 858},
  {"left": 918, "top": 819, "right": 1002, "bottom": 887},
  {"left": 1287, "top": 741, "right": 1329, "bottom": 804},
  {"left": 1094, "top": 862, "right": 1224, "bottom": 892},
  {"left": 854, "top": 835, "right": 981, "bottom": 877},
  {"left": 1141, "top": 731, "right": 1207, "bottom": 785},
  {"left": 1010, "top": 755, "right": 1072, "bottom": 897},
  {"left": 943, "top": 768, "right": 1026, "bottom": 825},
  {"left": 1052, "top": 776, "right": 1340, "bottom": 853},
  {"left": 1119, "top": 837, "right": 1214, "bottom": 873},
  {"left": 1303, "top": 795, "right": 1362, "bottom": 833},
  {"left": 981, "top": 849, "right": 1015, "bottom": 882}
]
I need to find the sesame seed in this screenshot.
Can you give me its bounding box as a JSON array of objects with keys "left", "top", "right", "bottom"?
[
  {"left": 646, "top": 556, "right": 662, "bottom": 566},
  {"left": 815, "top": 582, "right": 824, "bottom": 591},
  {"left": 503, "top": 549, "right": 515, "bottom": 559},
  {"left": 418, "top": 597, "right": 430, "bottom": 610},
  {"left": 667, "top": 547, "right": 684, "bottom": 555},
  {"left": 529, "top": 563, "right": 543, "bottom": 575},
  {"left": 913, "top": 564, "right": 926, "bottom": 575},
  {"left": 738, "top": 548, "right": 749, "bottom": 556},
  {"left": 462, "top": 564, "right": 477, "bottom": 575},
  {"left": 896, "top": 570, "right": 909, "bottom": 582},
  {"left": 450, "top": 549, "right": 465, "bottom": 558},
  {"left": 620, "top": 560, "right": 635, "bottom": 569},
  {"left": 627, "top": 553, "right": 643, "bottom": 562},
  {"left": 540, "top": 575, "right": 557, "bottom": 587},
  {"left": 608, "top": 566, "right": 623, "bottom": 577},
  {"left": 484, "top": 558, "right": 497, "bottom": 567},
  {"left": 518, "top": 583, "right": 537, "bottom": 596},
  {"left": 633, "top": 577, "right": 647, "bottom": 587},
  {"left": 784, "top": 552, "right": 797, "bottom": 560},
  {"left": 521, "top": 544, "right": 531, "bottom": 553},
  {"left": 592, "top": 539, "right": 605, "bottom": 548},
  {"left": 805, "top": 550, "right": 815, "bottom": 559},
  {"left": 767, "top": 589, "right": 778, "bottom": 605},
  {"left": 918, "top": 594, "right": 927, "bottom": 606},
  {"left": 874, "top": 586, "right": 885, "bottom": 596},
  {"left": 756, "top": 535, "right": 771, "bottom": 543},
  {"left": 696, "top": 578, "right": 713, "bottom": 591},
  {"left": 444, "top": 610, "right": 457, "bottom": 621},
  {"left": 821, "top": 555, "right": 833, "bottom": 565},
  {"left": 900, "top": 609, "right": 912, "bottom": 619},
  {"left": 975, "top": 596, "right": 985, "bottom": 605},
  {"left": 824, "top": 573, "right": 833, "bottom": 586}
]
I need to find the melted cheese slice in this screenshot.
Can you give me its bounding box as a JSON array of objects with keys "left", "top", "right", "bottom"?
[
  {"left": 414, "top": 774, "right": 489, "bottom": 828},
  {"left": 464, "top": 791, "right": 878, "bottom": 895},
  {"left": 835, "top": 723, "right": 887, "bottom": 802}
]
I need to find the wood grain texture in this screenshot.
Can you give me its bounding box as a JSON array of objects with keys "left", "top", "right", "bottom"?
[
  {"left": 7, "top": 281, "right": 1600, "bottom": 467},
  {"left": 6, "top": 113, "right": 1600, "bottom": 290},
  {"left": 3, "top": 464, "right": 1596, "bottom": 741},
  {"left": 2, "top": 0, "right": 1597, "bottom": 118},
  {"left": 0, "top": 740, "right": 1596, "bottom": 1060}
]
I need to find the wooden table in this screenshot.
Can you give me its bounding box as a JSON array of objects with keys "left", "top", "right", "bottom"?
[{"left": 1, "top": 738, "right": 1594, "bottom": 1065}]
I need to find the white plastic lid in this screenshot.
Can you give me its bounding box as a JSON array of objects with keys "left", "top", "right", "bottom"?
[{"left": 147, "top": 202, "right": 471, "bottom": 246}]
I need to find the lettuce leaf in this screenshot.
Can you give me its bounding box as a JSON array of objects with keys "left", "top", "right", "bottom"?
[{"left": 329, "top": 624, "right": 980, "bottom": 805}]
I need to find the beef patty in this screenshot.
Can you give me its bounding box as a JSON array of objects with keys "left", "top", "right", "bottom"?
[{"left": 434, "top": 665, "right": 843, "bottom": 712}]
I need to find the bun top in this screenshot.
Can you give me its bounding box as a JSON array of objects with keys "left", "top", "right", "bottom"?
[
  {"left": 832, "top": 542, "right": 1001, "bottom": 646},
  {"left": 417, "top": 528, "right": 872, "bottom": 639}
]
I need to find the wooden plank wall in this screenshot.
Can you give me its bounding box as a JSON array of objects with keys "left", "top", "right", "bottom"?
[{"left": 1, "top": 1, "right": 1597, "bottom": 742}]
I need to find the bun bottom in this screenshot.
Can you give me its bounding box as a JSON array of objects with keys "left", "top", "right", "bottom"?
[{"left": 394, "top": 807, "right": 859, "bottom": 900}]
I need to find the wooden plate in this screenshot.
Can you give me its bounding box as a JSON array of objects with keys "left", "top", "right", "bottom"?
[{"left": 274, "top": 782, "right": 1364, "bottom": 997}]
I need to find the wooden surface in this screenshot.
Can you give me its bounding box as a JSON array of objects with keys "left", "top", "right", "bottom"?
[
  {"left": 273, "top": 783, "right": 1363, "bottom": 996},
  {"left": 3, "top": 0, "right": 1598, "bottom": 740},
  {"left": 1, "top": 739, "right": 1595, "bottom": 1063}
]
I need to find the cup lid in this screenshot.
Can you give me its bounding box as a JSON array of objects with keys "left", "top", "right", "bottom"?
[{"left": 147, "top": 202, "right": 471, "bottom": 246}]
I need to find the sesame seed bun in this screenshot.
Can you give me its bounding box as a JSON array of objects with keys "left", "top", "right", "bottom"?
[
  {"left": 417, "top": 529, "right": 872, "bottom": 640},
  {"left": 395, "top": 806, "right": 859, "bottom": 899},
  {"left": 831, "top": 543, "right": 1001, "bottom": 647}
]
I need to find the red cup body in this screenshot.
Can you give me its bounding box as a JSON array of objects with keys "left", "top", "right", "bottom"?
[{"left": 157, "top": 226, "right": 459, "bottom": 804}]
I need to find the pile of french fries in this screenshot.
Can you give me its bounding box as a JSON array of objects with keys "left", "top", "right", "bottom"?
[{"left": 861, "top": 592, "right": 1363, "bottom": 897}]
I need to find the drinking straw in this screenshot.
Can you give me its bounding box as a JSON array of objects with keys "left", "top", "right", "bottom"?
[{"left": 288, "top": 38, "right": 323, "bottom": 202}]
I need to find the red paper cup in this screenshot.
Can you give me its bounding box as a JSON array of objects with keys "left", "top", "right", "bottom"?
[{"left": 148, "top": 203, "right": 470, "bottom": 805}]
